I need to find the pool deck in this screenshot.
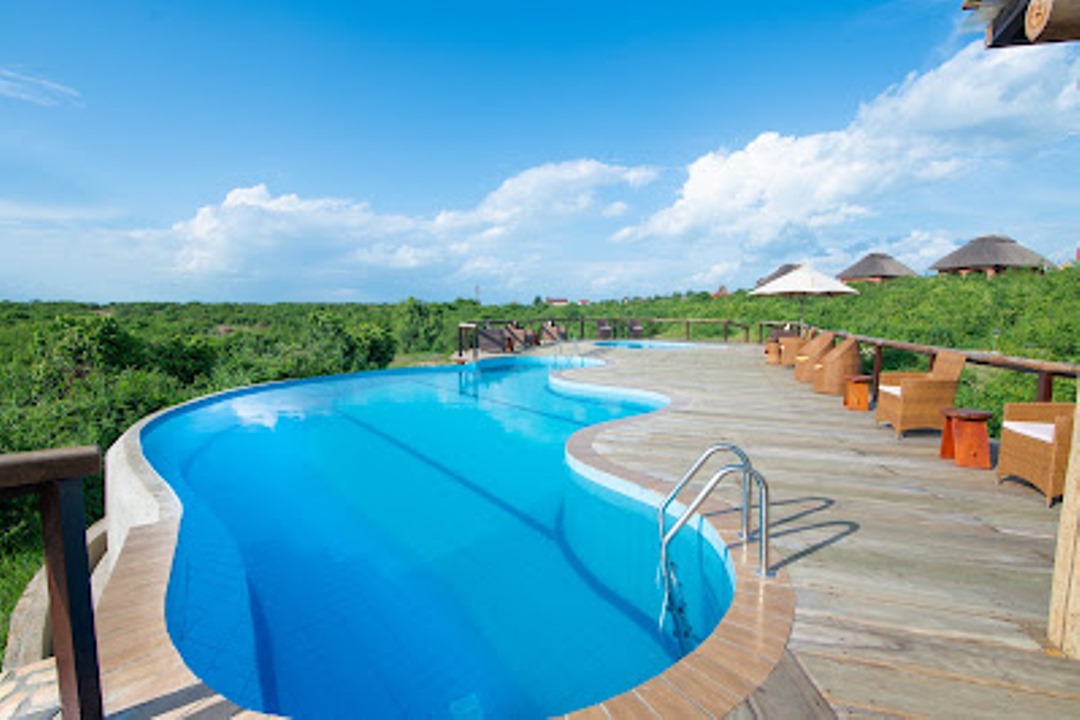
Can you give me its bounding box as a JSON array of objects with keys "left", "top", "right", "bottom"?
[{"left": 3, "top": 342, "right": 1079, "bottom": 717}]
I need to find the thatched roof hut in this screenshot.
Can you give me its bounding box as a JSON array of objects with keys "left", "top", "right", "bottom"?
[
  {"left": 837, "top": 253, "right": 917, "bottom": 284},
  {"left": 755, "top": 263, "right": 800, "bottom": 288},
  {"left": 930, "top": 235, "right": 1052, "bottom": 277}
]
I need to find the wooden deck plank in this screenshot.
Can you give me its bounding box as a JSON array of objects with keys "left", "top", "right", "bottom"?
[{"left": 568, "top": 343, "right": 1080, "bottom": 717}]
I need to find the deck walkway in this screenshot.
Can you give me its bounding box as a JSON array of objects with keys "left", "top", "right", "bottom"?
[
  {"left": 560, "top": 343, "right": 1080, "bottom": 718},
  {"left": 3, "top": 342, "right": 1079, "bottom": 718}
]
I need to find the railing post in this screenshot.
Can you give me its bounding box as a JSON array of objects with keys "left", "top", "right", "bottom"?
[
  {"left": 39, "top": 478, "right": 104, "bottom": 720},
  {"left": 872, "top": 344, "right": 884, "bottom": 402},
  {"left": 1038, "top": 372, "right": 1055, "bottom": 402}
]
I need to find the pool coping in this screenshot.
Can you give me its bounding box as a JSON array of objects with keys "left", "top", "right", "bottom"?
[{"left": 95, "top": 350, "right": 794, "bottom": 718}]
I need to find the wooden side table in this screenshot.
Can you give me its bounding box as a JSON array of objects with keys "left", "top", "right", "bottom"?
[
  {"left": 940, "top": 408, "right": 993, "bottom": 469},
  {"left": 844, "top": 375, "right": 872, "bottom": 411}
]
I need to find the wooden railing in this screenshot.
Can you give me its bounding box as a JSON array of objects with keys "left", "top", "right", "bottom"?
[
  {"left": 827, "top": 331, "right": 1079, "bottom": 403},
  {"left": 457, "top": 317, "right": 750, "bottom": 359},
  {"left": 0, "top": 446, "right": 103, "bottom": 719}
]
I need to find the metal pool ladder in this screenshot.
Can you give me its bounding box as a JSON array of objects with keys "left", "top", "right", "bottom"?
[{"left": 657, "top": 443, "right": 773, "bottom": 645}]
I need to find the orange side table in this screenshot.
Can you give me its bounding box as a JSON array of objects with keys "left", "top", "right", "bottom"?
[
  {"left": 940, "top": 408, "right": 993, "bottom": 469},
  {"left": 844, "top": 375, "right": 872, "bottom": 411}
]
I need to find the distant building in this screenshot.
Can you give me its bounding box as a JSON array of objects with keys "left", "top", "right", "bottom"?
[
  {"left": 710, "top": 285, "right": 730, "bottom": 299},
  {"left": 837, "top": 253, "right": 917, "bottom": 284},
  {"left": 755, "top": 263, "right": 800, "bottom": 288},
  {"left": 577, "top": 299, "right": 591, "bottom": 306},
  {"left": 545, "top": 297, "right": 570, "bottom": 307},
  {"left": 930, "top": 235, "right": 1052, "bottom": 277}
]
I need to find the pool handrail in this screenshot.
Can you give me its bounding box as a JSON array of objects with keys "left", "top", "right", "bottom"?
[{"left": 657, "top": 443, "right": 772, "bottom": 578}]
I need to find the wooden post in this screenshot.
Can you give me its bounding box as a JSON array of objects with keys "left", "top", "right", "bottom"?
[
  {"left": 684, "top": 320, "right": 690, "bottom": 341},
  {"left": 1049, "top": 387, "right": 1080, "bottom": 655},
  {"left": 40, "top": 479, "right": 104, "bottom": 719},
  {"left": 1038, "top": 371, "right": 1055, "bottom": 402},
  {"left": 871, "top": 344, "right": 884, "bottom": 402}
]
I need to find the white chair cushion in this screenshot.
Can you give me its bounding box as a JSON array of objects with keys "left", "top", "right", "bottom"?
[
  {"left": 879, "top": 385, "right": 901, "bottom": 398},
  {"left": 1003, "top": 420, "right": 1055, "bottom": 444}
]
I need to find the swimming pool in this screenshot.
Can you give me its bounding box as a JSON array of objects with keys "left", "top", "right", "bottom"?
[{"left": 140, "top": 356, "right": 735, "bottom": 718}]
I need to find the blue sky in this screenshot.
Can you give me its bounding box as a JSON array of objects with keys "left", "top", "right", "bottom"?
[{"left": 1, "top": 1, "right": 1078, "bottom": 303}]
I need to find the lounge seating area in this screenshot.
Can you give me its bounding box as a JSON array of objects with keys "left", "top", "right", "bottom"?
[{"left": 764, "top": 333, "right": 1076, "bottom": 507}]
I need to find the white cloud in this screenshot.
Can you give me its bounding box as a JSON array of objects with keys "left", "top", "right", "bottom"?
[
  {"left": 162, "top": 159, "right": 656, "bottom": 299},
  {"left": 0, "top": 68, "right": 80, "bottom": 106},
  {"left": 430, "top": 159, "right": 656, "bottom": 237},
  {"left": 618, "top": 41, "right": 1080, "bottom": 261}
]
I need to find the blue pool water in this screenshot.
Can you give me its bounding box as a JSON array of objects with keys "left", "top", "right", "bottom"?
[{"left": 141, "top": 356, "right": 735, "bottom": 718}]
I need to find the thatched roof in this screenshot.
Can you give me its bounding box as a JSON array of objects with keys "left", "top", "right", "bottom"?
[
  {"left": 755, "top": 263, "right": 800, "bottom": 288},
  {"left": 930, "top": 235, "right": 1052, "bottom": 272},
  {"left": 837, "top": 253, "right": 917, "bottom": 280}
]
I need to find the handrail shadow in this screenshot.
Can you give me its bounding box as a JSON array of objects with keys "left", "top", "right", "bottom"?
[{"left": 710, "top": 495, "right": 859, "bottom": 572}]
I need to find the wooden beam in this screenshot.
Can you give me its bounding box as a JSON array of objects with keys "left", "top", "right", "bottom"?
[
  {"left": 0, "top": 446, "right": 101, "bottom": 491},
  {"left": 1027, "top": 0, "right": 1080, "bottom": 42}
]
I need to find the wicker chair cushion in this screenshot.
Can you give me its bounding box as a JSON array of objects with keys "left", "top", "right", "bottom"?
[
  {"left": 879, "top": 384, "right": 901, "bottom": 398},
  {"left": 1003, "top": 420, "right": 1056, "bottom": 444}
]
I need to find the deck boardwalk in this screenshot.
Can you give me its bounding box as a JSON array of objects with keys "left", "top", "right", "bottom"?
[
  {"left": 558, "top": 343, "right": 1080, "bottom": 718},
  {"left": 2, "top": 342, "right": 1078, "bottom": 718}
]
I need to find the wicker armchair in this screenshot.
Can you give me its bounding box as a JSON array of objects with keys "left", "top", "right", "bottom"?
[
  {"left": 997, "top": 402, "right": 1075, "bottom": 506},
  {"left": 596, "top": 320, "right": 613, "bottom": 340},
  {"left": 779, "top": 336, "right": 805, "bottom": 366},
  {"left": 812, "top": 337, "right": 861, "bottom": 395},
  {"left": 794, "top": 332, "right": 836, "bottom": 383},
  {"left": 875, "top": 351, "right": 967, "bottom": 437}
]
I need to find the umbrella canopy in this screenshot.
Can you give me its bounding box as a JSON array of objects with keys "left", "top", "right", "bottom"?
[{"left": 750, "top": 264, "right": 858, "bottom": 326}]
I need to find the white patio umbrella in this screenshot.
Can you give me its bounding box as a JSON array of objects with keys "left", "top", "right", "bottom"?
[{"left": 750, "top": 264, "right": 858, "bottom": 327}]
